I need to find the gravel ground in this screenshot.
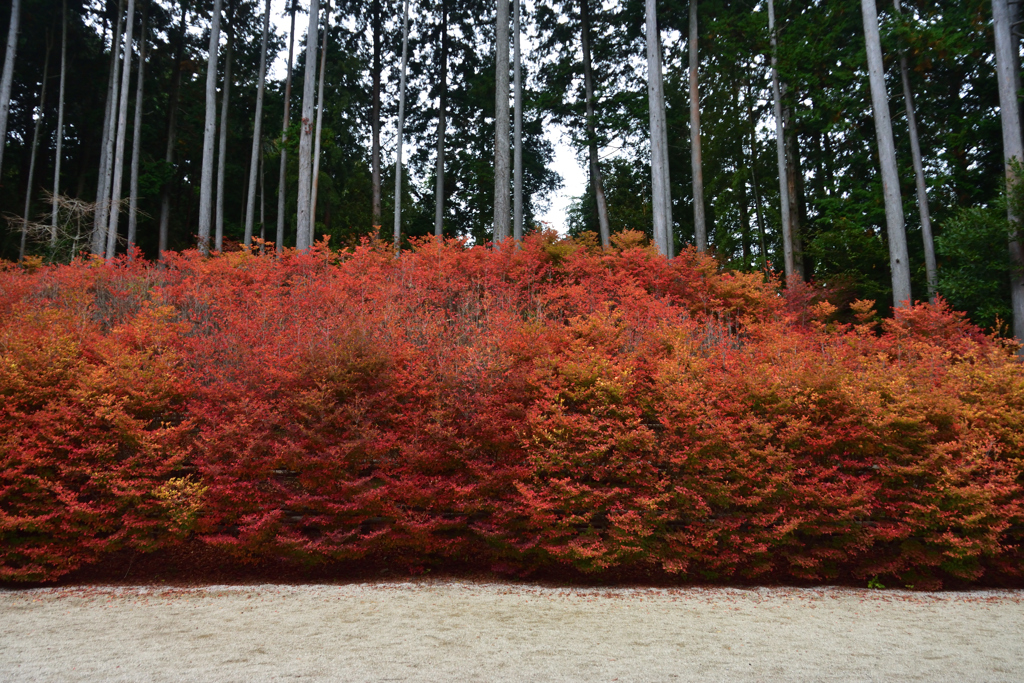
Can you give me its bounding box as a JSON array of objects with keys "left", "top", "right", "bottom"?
[{"left": 1, "top": 581, "right": 1022, "bottom": 682}]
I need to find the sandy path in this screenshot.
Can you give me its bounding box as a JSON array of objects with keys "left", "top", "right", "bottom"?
[{"left": 0, "top": 582, "right": 1021, "bottom": 682}]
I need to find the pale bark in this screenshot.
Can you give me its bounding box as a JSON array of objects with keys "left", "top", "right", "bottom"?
[
  {"left": 18, "top": 34, "right": 51, "bottom": 261},
  {"left": 494, "top": 0, "right": 511, "bottom": 244},
  {"left": 784, "top": 108, "right": 803, "bottom": 277},
  {"left": 127, "top": 1, "right": 147, "bottom": 253},
  {"left": 309, "top": 1, "right": 330, "bottom": 246},
  {"left": 893, "top": 0, "right": 936, "bottom": 299},
  {"left": 0, "top": 0, "right": 20, "bottom": 177},
  {"left": 94, "top": 0, "right": 125, "bottom": 255},
  {"left": 215, "top": 25, "right": 233, "bottom": 252},
  {"left": 198, "top": 0, "right": 223, "bottom": 254},
  {"left": 158, "top": 5, "right": 186, "bottom": 258},
  {"left": 105, "top": 0, "right": 137, "bottom": 260},
  {"left": 434, "top": 0, "right": 448, "bottom": 238},
  {"left": 767, "top": 0, "right": 794, "bottom": 281},
  {"left": 689, "top": 0, "right": 706, "bottom": 252},
  {"left": 276, "top": 1, "right": 297, "bottom": 254},
  {"left": 259, "top": 140, "right": 266, "bottom": 249},
  {"left": 861, "top": 0, "right": 911, "bottom": 307},
  {"left": 513, "top": 0, "right": 523, "bottom": 242},
  {"left": 581, "top": 0, "right": 610, "bottom": 247},
  {"left": 371, "top": 0, "right": 381, "bottom": 227},
  {"left": 296, "top": 0, "right": 319, "bottom": 250},
  {"left": 51, "top": 0, "right": 67, "bottom": 243},
  {"left": 644, "top": 0, "right": 669, "bottom": 256},
  {"left": 746, "top": 81, "right": 767, "bottom": 271},
  {"left": 658, "top": 32, "right": 673, "bottom": 258},
  {"left": 993, "top": 0, "right": 1024, "bottom": 343},
  {"left": 393, "top": 0, "right": 410, "bottom": 251},
  {"left": 244, "top": 0, "right": 271, "bottom": 247},
  {"left": 94, "top": 46, "right": 114, "bottom": 252}
]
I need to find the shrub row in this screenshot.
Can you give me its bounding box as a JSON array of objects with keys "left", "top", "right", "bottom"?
[{"left": 2, "top": 233, "right": 1022, "bottom": 587}]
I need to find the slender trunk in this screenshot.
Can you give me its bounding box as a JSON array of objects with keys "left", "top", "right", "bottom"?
[
  {"left": 259, "top": 141, "right": 266, "bottom": 250},
  {"left": 215, "top": 24, "right": 233, "bottom": 252},
  {"left": 993, "top": 0, "right": 1024, "bottom": 342},
  {"left": 159, "top": 6, "right": 185, "bottom": 258},
  {"left": 658, "top": 31, "right": 673, "bottom": 257},
  {"left": 739, "top": 169, "right": 751, "bottom": 269},
  {"left": 513, "top": 0, "right": 523, "bottom": 241},
  {"left": 18, "top": 34, "right": 51, "bottom": 261},
  {"left": 493, "top": 0, "right": 511, "bottom": 244},
  {"left": 197, "top": 0, "right": 223, "bottom": 253},
  {"left": 767, "top": 0, "right": 794, "bottom": 282},
  {"left": 296, "top": 0, "right": 320, "bottom": 251},
  {"left": 371, "top": 0, "right": 381, "bottom": 227},
  {"left": 581, "top": 0, "right": 610, "bottom": 247},
  {"left": 393, "top": 0, "right": 410, "bottom": 251},
  {"left": 747, "top": 83, "right": 768, "bottom": 271},
  {"left": 645, "top": 0, "right": 669, "bottom": 255},
  {"left": 893, "top": 0, "right": 936, "bottom": 299},
  {"left": 310, "top": 1, "right": 330, "bottom": 246},
  {"left": 434, "top": 0, "right": 448, "bottom": 238},
  {"left": 244, "top": 0, "right": 271, "bottom": 247},
  {"left": 94, "top": 0, "right": 125, "bottom": 255},
  {"left": 689, "top": 0, "right": 706, "bottom": 252},
  {"left": 105, "top": 0, "right": 137, "bottom": 260},
  {"left": 51, "top": 0, "right": 68, "bottom": 245},
  {"left": 277, "top": 1, "right": 297, "bottom": 254},
  {"left": 861, "top": 0, "right": 911, "bottom": 307},
  {"left": 784, "top": 108, "right": 804, "bottom": 277},
  {"left": 94, "top": 15, "right": 114, "bottom": 250},
  {"left": 0, "top": 0, "right": 21, "bottom": 177},
  {"left": 127, "top": 1, "right": 147, "bottom": 254}
]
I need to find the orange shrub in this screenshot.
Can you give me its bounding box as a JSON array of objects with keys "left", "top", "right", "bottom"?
[{"left": 0, "top": 234, "right": 1021, "bottom": 587}]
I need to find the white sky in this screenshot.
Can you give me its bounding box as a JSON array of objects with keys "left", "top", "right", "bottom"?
[{"left": 263, "top": 0, "right": 586, "bottom": 234}]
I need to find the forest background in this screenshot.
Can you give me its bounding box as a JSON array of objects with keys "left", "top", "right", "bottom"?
[{"left": 0, "top": 0, "right": 1019, "bottom": 331}]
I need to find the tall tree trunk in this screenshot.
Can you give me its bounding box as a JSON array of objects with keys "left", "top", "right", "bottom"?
[
  {"left": 310, "top": 0, "right": 330, "bottom": 246},
  {"left": 513, "top": 0, "right": 523, "bottom": 242},
  {"left": 276, "top": 1, "right": 296, "bottom": 254},
  {"left": 658, "top": 32, "right": 673, "bottom": 257},
  {"left": 259, "top": 140, "right": 266, "bottom": 250},
  {"left": 767, "top": 0, "right": 795, "bottom": 282},
  {"left": 198, "top": 0, "right": 223, "bottom": 254},
  {"left": 51, "top": 0, "right": 67, "bottom": 245},
  {"left": 393, "top": 0, "right": 410, "bottom": 251},
  {"left": 645, "top": 0, "right": 669, "bottom": 256},
  {"left": 105, "top": 0, "right": 137, "bottom": 260},
  {"left": 689, "top": 0, "right": 706, "bottom": 252},
  {"left": 158, "top": 5, "right": 186, "bottom": 258},
  {"left": 127, "top": 1, "right": 147, "bottom": 254},
  {"left": 94, "top": 0, "right": 125, "bottom": 255},
  {"left": 296, "top": 0, "right": 319, "bottom": 251},
  {"left": 371, "top": 0, "right": 382, "bottom": 227},
  {"left": 747, "top": 82, "right": 768, "bottom": 272},
  {"left": 893, "top": 0, "right": 936, "bottom": 300},
  {"left": 861, "top": 0, "right": 911, "bottom": 307},
  {"left": 434, "top": 0, "right": 448, "bottom": 238},
  {"left": 215, "top": 21, "right": 233, "bottom": 252},
  {"left": 244, "top": 0, "right": 271, "bottom": 247},
  {"left": 993, "top": 0, "right": 1024, "bottom": 343},
  {"left": 18, "top": 33, "right": 51, "bottom": 261},
  {"left": 784, "top": 109, "right": 804, "bottom": 277},
  {"left": 0, "top": 0, "right": 20, "bottom": 177},
  {"left": 493, "top": 0, "right": 511, "bottom": 243},
  {"left": 580, "top": 0, "right": 610, "bottom": 247}
]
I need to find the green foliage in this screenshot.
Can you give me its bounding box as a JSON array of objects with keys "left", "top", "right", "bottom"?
[{"left": 936, "top": 207, "right": 1013, "bottom": 333}]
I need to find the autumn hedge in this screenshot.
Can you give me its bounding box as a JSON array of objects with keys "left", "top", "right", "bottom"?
[{"left": 2, "top": 233, "right": 1022, "bottom": 587}]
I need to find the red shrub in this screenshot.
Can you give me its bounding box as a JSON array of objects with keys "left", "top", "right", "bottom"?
[{"left": 0, "top": 235, "right": 1021, "bottom": 586}]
